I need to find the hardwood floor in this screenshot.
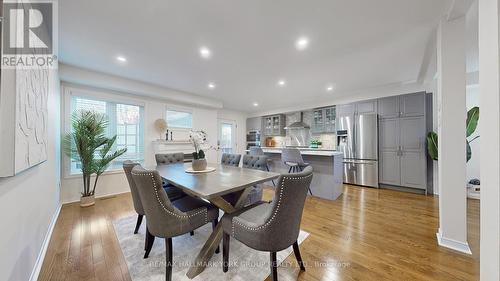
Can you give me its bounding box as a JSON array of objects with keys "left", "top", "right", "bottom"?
[{"left": 38, "top": 185, "right": 479, "bottom": 281}]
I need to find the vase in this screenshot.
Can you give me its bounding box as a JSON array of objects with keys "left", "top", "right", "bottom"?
[
  {"left": 192, "top": 159, "right": 207, "bottom": 171},
  {"left": 80, "top": 195, "right": 95, "bottom": 207}
]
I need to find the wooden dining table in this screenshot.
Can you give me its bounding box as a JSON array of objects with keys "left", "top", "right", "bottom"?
[{"left": 154, "top": 162, "right": 280, "bottom": 279}]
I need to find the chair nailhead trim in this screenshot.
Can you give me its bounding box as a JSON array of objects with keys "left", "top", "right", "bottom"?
[
  {"left": 232, "top": 173, "right": 312, "bottom": 237},
  {"left": 132, "top": 171, "right": 208, "bottom": 222}
]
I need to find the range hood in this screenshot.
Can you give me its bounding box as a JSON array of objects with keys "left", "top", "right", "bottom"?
[{"left": 284, "top": 112, "right": 310, "bottom": 130}]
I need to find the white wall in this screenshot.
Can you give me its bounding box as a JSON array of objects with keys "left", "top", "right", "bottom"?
[
  {"left": 0, "top": 69, "right": 61, "bottom": 281},
  {"left": 60, "top": 82, "right": 247, "bottom": 203},
  {"left": 478, "top": 0, "right": 500, "bottom": 279}
]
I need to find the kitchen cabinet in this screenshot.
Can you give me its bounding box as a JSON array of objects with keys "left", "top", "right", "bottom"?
[
  {"left": 378, "top": 96, "right": 400, "bottom": 119},
  {"left": 356, "top": 100, "right": 378, "bottom": 114},
  {"left": 378, "top": 92, "right": 425, "bottom": 119},
  {"left": 400, "top": 93, "right": 426, "bottom": 117},
  {"left": 311, "top": 106, "right": 336, "bottom": 134},
  {"left": 379, "top": 116, "right": 427, "bottom": 191},
  {"left": 336, "top": 103, "right": 355, "bottom": 117},
  {"left": 262, "top": 114, "right": 286, "bottom": 136},
  {"left": 336, "top": 100, "right": 377, "bottom": 119},
  {"left": 246, "top": 117, "right": 261, "bottom": 131}
]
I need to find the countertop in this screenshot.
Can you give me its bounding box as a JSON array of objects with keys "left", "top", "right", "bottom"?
[{"left": 247, "top": 147, "right": 343, "bottom": 157}]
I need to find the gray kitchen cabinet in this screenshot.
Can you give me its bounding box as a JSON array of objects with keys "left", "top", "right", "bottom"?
[
  {"left": 400, "top": 116, "right": 426, "bottom": 189},
  {"left": 380, "top": 151, "right": 401, "bottom": 185},
  {"left": 324, "top": 107, "right": 336, "bottom": 132},
  {"left": 400, "top": 116, "right": 425, "bottom": 151},
  {"left": 356, "top": 99, "right": 378, "bottom": 114},
  {"left": 379, "top": 115, "right": 427, "bottom": 191},
  {"left": 378, "top": 92, "right": 425, "bottom": 119},
  {"left": 246, "top": 117, "right": 261, "bottom": 131},
  {"left": 379, "top": 118, "right": 401, "bottom": 185},
  {"left": 311, "top": 109, "right": 324, "bottom": 134},
  {"left": 378, "top": 96, "right": 400, "bottom": 119},
  {"left": 400, "top": 93, "right": 426, "bottom": 117},
  {"left": 400, "top": 151, "right": 426, "bottom": 189},
  {"left": 336, "top": 101, "right": 377, "bottom": 132},
  {"left": 262, "top": 114, "right": 286, "bottom": 136},
  {"left": 311, "top": 106, "right": 336, "bottom": 134},
  {"left": 336, "top": 103, "right": 355, "bottom": 117}
]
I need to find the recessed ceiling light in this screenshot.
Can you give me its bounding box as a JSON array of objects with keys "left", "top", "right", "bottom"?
[
  {"left": 208, "top": 82, "right": 216, "bottom": 89},
  {"left": 199, "top": 47, "right": 212, "bottom": 59},
  {"left": 326, "top": 85, "right": 334, "bottom": 92},
  {"left": 278, "top": 80, "right": 286, "bottom": 87},
  {"left": 295, "top": 37, "right": 309, "bottom": 50},
  {"left": 253, "top": 102, "right": 259, "bottom": 107},
  {"left": 116, "top": 56, "right": 127, "bottom": 63}
]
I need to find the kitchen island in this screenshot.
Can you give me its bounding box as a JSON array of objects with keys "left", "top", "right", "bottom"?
[{"left": 251, "top": 148, "right": 344, "bottom": 200}]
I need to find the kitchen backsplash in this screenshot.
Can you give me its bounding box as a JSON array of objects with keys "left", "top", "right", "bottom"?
[{"left": 264, "top": 111, "right": 337, "bottom": 149}]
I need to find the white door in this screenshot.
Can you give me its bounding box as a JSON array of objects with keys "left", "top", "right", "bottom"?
[{"left": 217, "top": 120, "right": 237, "bottom": 162}]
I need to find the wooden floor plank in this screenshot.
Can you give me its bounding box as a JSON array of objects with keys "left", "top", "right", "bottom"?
[{"left": 37, "top": 185, "right": 479, "bottom": 281}]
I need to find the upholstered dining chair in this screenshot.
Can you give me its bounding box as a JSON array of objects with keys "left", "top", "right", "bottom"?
[
  {"left": 238, "top": 154, "right": 269, "bottom": 205},
  {"left": 220, "top": 153, "right": 247, "bottom": 206},
  {"left": 131, "top": 165, "right": 220, "bottom": 281},
  {"left": 221, "top": 166, "right": 313, "bottom": 281},
  {"left": 248, "top": 147, "right": 275, "bottom": 186},
  {"left": 220, "top": 153, "right": 241, "bottom": 167},
  {"left": 155, "top": 153, "right": 188, "bottom": 201},
  {"left": 123, "top": 161, "right": 145, "bottom": 235},
  {"left": 156, "top": 153, "right": 197, "bottom": 235}
]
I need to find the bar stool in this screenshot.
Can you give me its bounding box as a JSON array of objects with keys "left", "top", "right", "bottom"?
[
  {"left": 282, "top": 148, "right": 313, "bottom": 195},
  {"left": 249, "top": 147, "right": 275, "bottom": 186}
]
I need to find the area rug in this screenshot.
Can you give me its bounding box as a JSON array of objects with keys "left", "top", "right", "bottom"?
[{"left": 113, "top": 215, "right": 309, "bottom": 281}]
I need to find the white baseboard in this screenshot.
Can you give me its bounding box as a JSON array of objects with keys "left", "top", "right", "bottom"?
[
  {"left": 29, "top": 203, "right": 62, "bottom": 281},
  {"left": 62, "top": 190, "right": 131, "bottom": 205},
  {"left": 436, "top": 231, "right": 472, "bottom": 255}
]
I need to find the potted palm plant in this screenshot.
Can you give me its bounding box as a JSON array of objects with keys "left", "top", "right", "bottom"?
[
  {"left": 427, "top": 106, "right": 479, "bottom": 162},
  {"left": 64, "top": 110, "right": 127, "bottom": 207}
]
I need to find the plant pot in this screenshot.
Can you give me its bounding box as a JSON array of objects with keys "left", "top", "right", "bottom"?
[
  {"left": 192, "top": 159, "right": 207, "bottom": 171},
  {"left": 80, "top": 195, "right": 95, "bottom": 207}
]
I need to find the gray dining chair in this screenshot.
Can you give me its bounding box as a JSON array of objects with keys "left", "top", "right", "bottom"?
[
  {"left": 155, "top": 153, "right": 188, "bottom": 201},
  {"left": 281, "top": 148, "right": 312, "bottom": 195},
  {"left": 220, "top": 153, "right": 245, "bottom": 206},
  {"left": 249, "top": 147, "right": 275, "bottom": 186},
  {"left": 123, "top": 161, "right": 145, "bottom": 234},
  {"left": 131, "top": 165, "right": 220, "bottom": 281},
  {"left": 124, "top": 160, "right": 194, "bottom": 253},
  {"left": 220, "top": 153, "right": 241, "bottom": 166},
  {"left": 221, "top": 166, "right": 313, "bottom": 280},
  {"left": 238, "top": 155, "right": 269, "bottom": 205}
]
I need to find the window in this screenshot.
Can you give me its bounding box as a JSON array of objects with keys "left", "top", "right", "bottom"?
[
  {"left": 69, "top": 96, "right": 145, "bottom": 175},
  {"left": 166, "top": 109, "right": 193, "bottom": 129}
]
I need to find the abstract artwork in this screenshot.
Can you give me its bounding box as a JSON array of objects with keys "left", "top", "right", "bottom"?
[
  {"left": 0, "top": 67, "right": 49, "bottom": 177},
  {"left": 15, "top": 68, "right": 49, "bottom": 171}
]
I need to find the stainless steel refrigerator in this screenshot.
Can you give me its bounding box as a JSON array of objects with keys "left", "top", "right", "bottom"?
[{"left": 337, "top": 113, "right": 379, "bottom": 188}]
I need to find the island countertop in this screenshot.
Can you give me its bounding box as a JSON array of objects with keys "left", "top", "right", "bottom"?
[
  {"left": 246, "top": 147, "right": 345, "bottom": 201},
  {"left": 246, "top": 147, "right": 343, "bottom": 157}
]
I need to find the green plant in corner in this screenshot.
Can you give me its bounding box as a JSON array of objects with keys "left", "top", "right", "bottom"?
[
  {"left": 63, "top": 110, "right": 127, "bottom": 204},
  {"left": 427, "top": 106, "right": 479, "bottom": 162}
]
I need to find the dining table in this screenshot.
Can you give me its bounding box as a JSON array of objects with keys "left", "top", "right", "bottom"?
[{"left": 154, "top": 162, "right": 280, "bottom": 279}]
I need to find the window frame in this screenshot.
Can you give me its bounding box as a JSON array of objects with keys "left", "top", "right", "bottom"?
[
  {"left": 62, "top": 84, "right": 146, "bottom": 179},
  {"left": 165, "top": 106, "right": 194, "bottom": 130}
]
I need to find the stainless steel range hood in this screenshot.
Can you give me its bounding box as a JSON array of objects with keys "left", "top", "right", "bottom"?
[{"left": 284, "top": 112, "right": 310, "bottom": 130}]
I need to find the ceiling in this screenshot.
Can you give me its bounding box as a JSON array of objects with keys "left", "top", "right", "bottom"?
[{"left": 59, "top": 0, "right": 453, "bottom": 112}]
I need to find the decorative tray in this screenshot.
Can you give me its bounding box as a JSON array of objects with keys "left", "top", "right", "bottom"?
[{"left": 185, "top": 167, "right": 216, "bottom": 174}]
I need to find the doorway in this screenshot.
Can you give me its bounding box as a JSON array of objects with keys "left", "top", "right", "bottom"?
[{"left": 217, "top": 119, "right": 237, "bottom": 162}]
